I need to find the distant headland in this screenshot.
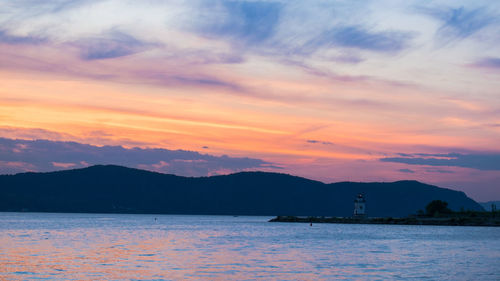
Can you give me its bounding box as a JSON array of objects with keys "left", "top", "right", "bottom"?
[{"left": 0, "top": 165, "right": 484, "bottom": 217}]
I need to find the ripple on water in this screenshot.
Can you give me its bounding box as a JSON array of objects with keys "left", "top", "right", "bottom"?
[
  {"left": 14, "top": 271, "right": 36, "bottom": 275},
  {"left": 0, "top": 213, "right": 499, "bottom": 281}
]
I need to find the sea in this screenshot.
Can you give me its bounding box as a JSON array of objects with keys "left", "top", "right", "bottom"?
[{"left": 0, "top": 212, "right": 499, "bottom": 280}]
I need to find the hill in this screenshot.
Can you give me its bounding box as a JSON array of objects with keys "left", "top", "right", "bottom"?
[
  {"left": 0, "top": 165, "right": 484, "bottom": 217},
  {"left": 480, "top": 201, "right": 500, "bottom": 211}
]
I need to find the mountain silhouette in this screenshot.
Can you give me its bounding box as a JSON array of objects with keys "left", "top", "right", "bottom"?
[{"left": 0, "top": 165, "right": 483, "bottom": 216}]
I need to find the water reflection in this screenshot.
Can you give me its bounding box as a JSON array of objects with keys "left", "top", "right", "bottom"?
[{"left": 0, "top": 213, "right": 499, "bottom": 280}]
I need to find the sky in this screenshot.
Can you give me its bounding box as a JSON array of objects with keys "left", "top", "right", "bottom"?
[{"left": 0, "top": 0, "right": 499, "bottom": 201}]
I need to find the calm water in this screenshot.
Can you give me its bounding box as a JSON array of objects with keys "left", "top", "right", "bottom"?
[{"left": 0, "top": 213, "right": 499, "bottom": 280}]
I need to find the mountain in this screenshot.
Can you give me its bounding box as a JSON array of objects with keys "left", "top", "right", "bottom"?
[
  {"left": 479, "top": 201, "right": 500, "bottom": 211},
  {"left": 0, "top": 165, "right": 484, "bottom": 217}
]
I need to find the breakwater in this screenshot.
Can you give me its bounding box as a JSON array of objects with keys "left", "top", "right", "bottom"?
[{"left": 269, "top": 215, "right": 500, "bottom": 227}]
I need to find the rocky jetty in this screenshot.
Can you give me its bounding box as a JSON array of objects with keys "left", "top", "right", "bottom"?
[{"left": 269, "top": 215, "right": 500, "bottom": 227}]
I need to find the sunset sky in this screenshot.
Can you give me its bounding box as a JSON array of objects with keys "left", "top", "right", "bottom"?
[{"left": 1, "top": 0, "right": 499, "bottom": 201}]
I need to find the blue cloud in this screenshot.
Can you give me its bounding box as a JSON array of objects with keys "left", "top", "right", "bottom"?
[
  {"left": 418, "top": 6, "right": 496, "bottom": 39},
  {"left": 426, "top": 169, "right": 455, "bottom": 174},
  {"left": 302, "top": 26, "right": 413, "bottom": 54},
  {"left": 170, "top": 75, "right": 243, "bottom": 92},
  {"left": 398, "top": 168, "right": 415, "bottom": 173},
  {"left": 331, "top": 26, "right": 412, "bottom": 52},
  {"left": 381, "top": 153, "right": 500, "bottom": 171},
  {"left": 332, "top": 54, "right": 365, "bottom": 64},
  {"left": 473, "top": 57, "right": 500, "bottom": 69},
  {"left": 0, "top": 137, "right": 272, "bottom": 176},
  {"left": 200, "top": 1, "right": 282, "bottom": 44},
  {"left": 0, "top": 30, "right": 44, "bottom": 45},
  {"left": 77, "top": 31, "right": 156, "bottom": 60},
  {"left": 307, "top": 140, "right": 334, "bottom": 145}
]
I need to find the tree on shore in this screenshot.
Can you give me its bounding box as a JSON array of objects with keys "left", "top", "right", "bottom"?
[{"left": 426, "top": 200, "right": 452, "bottom": 216}]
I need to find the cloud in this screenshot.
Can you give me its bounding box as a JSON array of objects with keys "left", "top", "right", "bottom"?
[
  {"left": 398, "top": 168, "right": 415, "bottom": 173},
  {"left": 0, "top": 43, "right": 246, "bottom": 93},
  {"left": 307, "top": 139, "right": 334, "bottom": 145},
  {"left": 316, "top": 26, "right": 413, "bottom": 53},
  {"left": 380, "top": 153, "right": 500, "bottom": 171},
  {"left": 0, "top": 126, "right": 153, "bottom": 149},
  {"left": 0, "top": 1, "right": 421, "bottom": 97},
  {"left": 0, "top": 30, "right": 45, "bottom": 45},
  {"left": 0, "top": 127, "right": 70, "bottom": 140},
  {"left": 52, "top": 162, "right": 76, "bottom": 168},
  {"left": 331, "top": 54, "right": 365, "bottom": 64},
  {"left": 170, "top": 75, "right": 243, "bottom": 91},
  {"left": 190, "top": 1, "right": 415, "bottom": 61},
  {"left": 76, "top": 31, "right": 158, "bottom": 60},
  {"left": 418, "top": 6, "right": 497, "bottom": 40},
  {"left": 0, "top": 137, "right": 272, "bottom": 176},
  {"left": 293, "top": 25, "right": 413, "bottom": 55},
  {"left": 3, "top": 0, "right": 97, "bottom": 15},
  {"left": 277, "top": 58, "right": 418, "bottom": 94},
  {"left": 169, "top": 49, "right": 244, "bottom": 65},
  {"left": 426, "top": 168, "right": 455, "bottom": 174},
  {"left": 199, "top": 1, "right": 282, "bottom": 45},
  {"left": 0, "top": 161, "right": 36, "bottom": 174},
  {"left": 472, "top": 57, "right": 500, "bottom": 70}
]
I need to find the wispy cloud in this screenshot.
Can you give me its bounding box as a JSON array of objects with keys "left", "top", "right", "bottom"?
[
  {"left": 168, "top": 49, "right": 244, "bottom": 65},
  {"left": 418, "top": 6, "right": 497, "bottom": 40},
  {"left": 170, "top": 75, "right": 243, "bottom": 92},
  {"left": 471, "top": 57, "right": 500, "bottom": 70},
  {"left": 52, "top": 161, "right": 76, "bottom": 168},
  {"left": 426, "top": 168, "right": 455, "bottom": 174},
  {"left": 2, "top": 0, "right": 97, "bottom": 15},
  {"left": 381, "top": 152, "right": 500, "bottom": 171},
  {"left": 307, "top": 139, "right": 334, "bottom": 145},
  {"left": 0, "top": 0, "right": 423, "bottom": 96},
  {"left": 198, "top": 0, "right": 282, "bottom": 45},
  {"left": 307, "top": 26, "right": 413, "bottom": 53},
  {"left": 75, "top": 31, "right": 158, "bottom": 60},
  {"left": 0, "top": 43, "right": 246, "bottom": 93},
  {"left": 0, "top": 127, "right": 71, "bottom": 141},
  {"left": 0, "top": 30, "right": 45, "bottom": 45},
  {"left": 398, "top": 168, "right": 415, "bottom": 173},
  {"left": 190, "top": 1, "right": 415, "bottom": 59},
  {"left": 331, "top": 54, "right": 365, "bottom": 64}
]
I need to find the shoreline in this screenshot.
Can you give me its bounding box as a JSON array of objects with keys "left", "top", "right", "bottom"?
[{"left": 269, "top": 215, "right": 500, "bottom": 227}]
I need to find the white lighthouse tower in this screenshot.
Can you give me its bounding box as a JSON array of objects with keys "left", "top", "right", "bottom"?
[{"left": 353, "top": 193, "right": 366, "bottom": 217}]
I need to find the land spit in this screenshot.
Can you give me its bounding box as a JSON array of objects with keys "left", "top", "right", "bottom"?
[{"left": 269, "top": 216, "right": 500, "bottom": 227}]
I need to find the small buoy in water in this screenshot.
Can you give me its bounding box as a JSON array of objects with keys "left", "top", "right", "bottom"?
[
  {"left": 154, "top": 218, "right": 157, "bottom": 221},
  {"left": 310, "top": 222, "right": 312, "bottom": 226}
]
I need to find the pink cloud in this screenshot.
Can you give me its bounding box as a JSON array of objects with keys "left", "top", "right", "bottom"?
[
  {"left": 51, "top": 162, "right": 76, "bottom": 168},
  {"left": 0, "top": 161, "right": 36, "bottom": 173},
  {"left": 152, "top": 161, "right": 170, "bottom": 169},
  {"left": 12, "top": 143, "right": 29, "bottom": 153}
]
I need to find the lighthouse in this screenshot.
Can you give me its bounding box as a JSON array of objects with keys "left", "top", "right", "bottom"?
[{"left": 353, "top": 193, "right": 366, "bottom": 217}]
